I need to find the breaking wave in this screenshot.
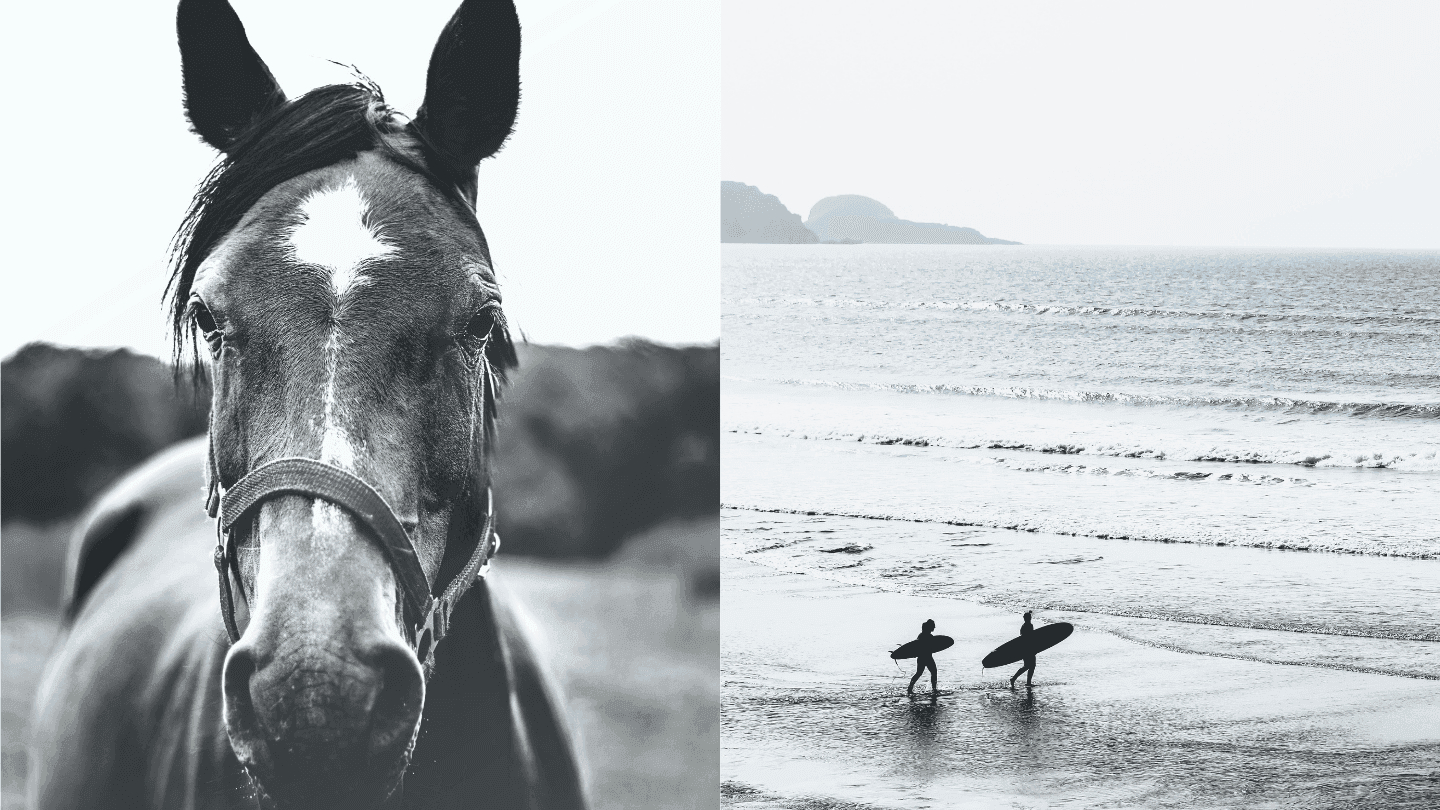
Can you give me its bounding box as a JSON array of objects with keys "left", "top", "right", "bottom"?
[
  {"left": 722, "top": 504, "right": 1440, "bottom": 560},
  {"left": 733, "top": 296, "right": 1440, "bottom": 329},
  {"left": 726, "top": 423, "right": 1440, "bottom": 471},
  {"left": 767, "top": 378, "right": 1440, "bottom": 420}
]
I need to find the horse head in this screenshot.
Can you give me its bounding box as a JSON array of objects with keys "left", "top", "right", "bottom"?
[{"left": 171, "top": 0, "right": 520, "bottom": 805}]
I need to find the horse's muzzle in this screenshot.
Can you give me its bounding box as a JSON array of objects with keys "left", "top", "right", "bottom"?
[
  {"left": 217, "top": 493, "right": 427, "bottom": 808},
  {"left": 223, "top": 628, "right": 424, "bottom": 807}
]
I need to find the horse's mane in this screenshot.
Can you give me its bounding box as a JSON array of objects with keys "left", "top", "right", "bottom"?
[{"left": 164, "top": 81, "right": 517, "bottom": 417}]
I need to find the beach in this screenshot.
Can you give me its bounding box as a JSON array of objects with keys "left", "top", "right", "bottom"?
[
  {"left": 721, "top": 243, "right": 1440, "bottom": 808},
  {"left": 721, "top": 548, "right": 1440, "bottom": 809}
]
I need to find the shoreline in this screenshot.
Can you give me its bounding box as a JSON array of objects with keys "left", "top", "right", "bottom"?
[
  {"left": 720, "top": 506, "right": 1440, "bottom": 680},
  {"left": 722, "top": 500, "right": 1440, "bottom": 561},
  {"left": 721, "top": 553, "right": 1440, "bottom": 809}
]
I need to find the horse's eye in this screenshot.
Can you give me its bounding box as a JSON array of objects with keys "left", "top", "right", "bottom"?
[
  {"left": 465, "top": 308, "right": 496, "bottom": 343},
  {"left": 193, "top": 302, "right": 218, "bottom": 336},
  {"left": 190, "top": 298, "right": 222, "bottom": 356}
]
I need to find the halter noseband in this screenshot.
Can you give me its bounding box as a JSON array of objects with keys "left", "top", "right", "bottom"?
[{"left": 206, "top": 453, "right": 499, "bottom": 667}]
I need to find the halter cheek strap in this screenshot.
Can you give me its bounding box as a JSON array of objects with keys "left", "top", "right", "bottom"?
[{"left": 207, "top": 455, "right": 499, "bottom": 667}]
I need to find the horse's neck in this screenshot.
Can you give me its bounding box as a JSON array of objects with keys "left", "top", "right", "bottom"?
[{"left": 399, "top": 581, "right": 532, "bottom": 808}]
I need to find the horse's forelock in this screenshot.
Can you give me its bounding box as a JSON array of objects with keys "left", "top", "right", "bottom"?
[{"left": 165, "top": 82, "right": 482, "bottom": 374}]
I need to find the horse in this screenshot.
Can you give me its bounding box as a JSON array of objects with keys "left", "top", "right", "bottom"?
[{"left": 28, "top": 1, "right": 587, "bottom": 807}]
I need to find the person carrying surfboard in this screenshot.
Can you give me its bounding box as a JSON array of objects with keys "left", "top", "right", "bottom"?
[
  {"left": 980, "top": 613, "right": 1072, "bottom": 683},
  {"left": 908, "top": 619, "right": 940, "bottom": 697},
  {"left": 1010, "top": 612, "right": 1036, "bottom": 688}
]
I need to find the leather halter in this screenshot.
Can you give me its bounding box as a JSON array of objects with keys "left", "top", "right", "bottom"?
[{"left": 206, "top": 446, "right": 499, "bottom": 667}]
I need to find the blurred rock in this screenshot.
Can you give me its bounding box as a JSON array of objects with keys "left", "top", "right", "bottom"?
[
  {"left": 1, "top": 343, "right": 209, "bottom": 522},
  {"left": 496, "top": 342, "right": 719, "bottom": 558}
]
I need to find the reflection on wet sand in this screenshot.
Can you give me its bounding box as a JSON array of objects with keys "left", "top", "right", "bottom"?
[{"left": 722, "top": 554, "right": 1440, "bottom": 810}]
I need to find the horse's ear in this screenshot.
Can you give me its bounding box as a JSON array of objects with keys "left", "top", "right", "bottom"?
[
  {"left": 410, "top": 0, "right": 521, "bottom": 179},
  {"left": 177, "top": 0, "right": 286, "bottom": 152}
]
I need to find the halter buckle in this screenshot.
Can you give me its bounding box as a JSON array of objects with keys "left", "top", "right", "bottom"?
[{"left": 415, "top": 595, "right": 448, "bottom": 665}]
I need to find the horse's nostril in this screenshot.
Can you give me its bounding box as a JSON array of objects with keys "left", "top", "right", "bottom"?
[
  {"left": 221, "top": 643, "right": 269, "bottom": 770},
  {"left": 365, "top": 642, "right": 426, "bottom": 763}
]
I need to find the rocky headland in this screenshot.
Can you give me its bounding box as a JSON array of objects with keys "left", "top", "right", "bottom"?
[
  {"left": 721, "top": 182, "right": 1018, "bottom": 245},
  {"left": 721, "top": 181, "right": 818, "bottom": 244}
]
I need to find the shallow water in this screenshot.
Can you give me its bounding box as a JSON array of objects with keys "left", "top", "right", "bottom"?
[
  {"left": 724, "top": 245, "right": 1440, "bottom": 546},
  {"left": 724, "top": 244, "right": 1440, "bottom": 557},
  {"left": 724, "top": 508, "right": 1440, "bottom": 679}
]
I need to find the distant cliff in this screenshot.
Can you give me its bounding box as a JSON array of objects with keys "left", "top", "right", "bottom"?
[
  {"left": 805, "top": 194, "right": 1020, "bottom": 245},
  {"left": 721, "top": 181, "right": 819, "bottom": 244}
]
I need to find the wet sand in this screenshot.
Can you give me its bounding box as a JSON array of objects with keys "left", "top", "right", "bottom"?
[{"left": 722, "top": 555, "right": 1440, "bottom": 809}]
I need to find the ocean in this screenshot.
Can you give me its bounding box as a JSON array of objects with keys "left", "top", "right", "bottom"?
[{"left": 721, "top": 244, "right": 1440, "bottom": 808}]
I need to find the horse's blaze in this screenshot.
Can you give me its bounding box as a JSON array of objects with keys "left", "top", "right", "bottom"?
[{"left": 285, "top": 175, "right": 397, "bottom": 479}]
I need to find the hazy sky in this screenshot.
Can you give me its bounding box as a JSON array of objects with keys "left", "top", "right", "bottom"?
[
  {"left": 2, "top": 0, "right": 718, "bottom": 360},
  {"left": 724, "top": 0, "right": 1440, "bottom": 249}
]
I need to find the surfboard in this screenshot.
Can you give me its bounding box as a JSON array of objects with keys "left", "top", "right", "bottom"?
[
  {"left": 981, "top": 623, "right": 1073, "bottom": 668},
  {"left": 890, "top": 635, "right": 954, "bottom": 660}
]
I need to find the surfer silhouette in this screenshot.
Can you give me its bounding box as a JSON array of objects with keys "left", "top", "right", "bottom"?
[
  {"left": 1010, "top": 612, "right": 1036, "bottom": 688},
  {"left": 908, "top": 619, "right": 939, "bottom": 697}
]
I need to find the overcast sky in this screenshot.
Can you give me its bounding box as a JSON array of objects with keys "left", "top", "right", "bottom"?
[
  {"left": 724, "top": 0, "right": 1440, "bottom": 249},
  {"left": 2, "top": 0, "right": 718, "bottom": 360}
]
